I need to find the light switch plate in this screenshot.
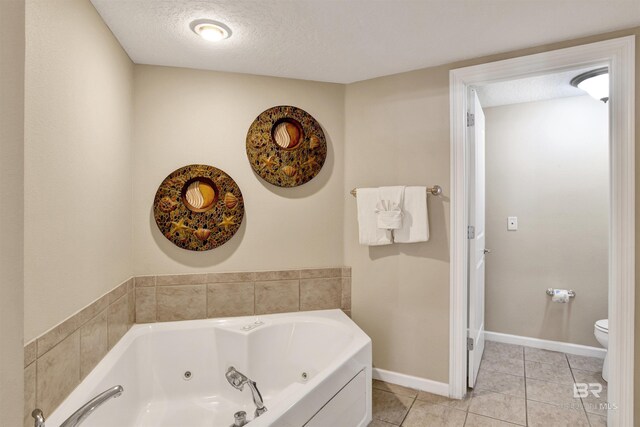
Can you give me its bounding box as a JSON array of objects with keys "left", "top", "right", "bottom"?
[{"left": 508, "top": 217, "right": 518, "bottom": 231}]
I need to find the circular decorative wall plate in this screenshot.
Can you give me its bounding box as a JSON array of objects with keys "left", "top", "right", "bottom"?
[
  {"left": 153, "top": 164, "right": 244, "bottom": 251},
  {"left": 246, "top": 105, "right": 327, "bottom": 187}
]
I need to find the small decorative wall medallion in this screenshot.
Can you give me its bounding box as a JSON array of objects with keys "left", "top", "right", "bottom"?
[
  {"left": 246, "top": 105, "right": 327, "bottom": 187},
  {"left": 153, "top": 164, "right": 244, "bottom": 251}
]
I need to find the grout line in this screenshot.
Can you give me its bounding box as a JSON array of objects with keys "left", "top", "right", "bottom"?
[
  {"left": 154, "top": 280, "right": 158, "bottom": 323},
  {"left": 567, "top": 353, "right": 593, "bottom": 426},
  {"left": 467, "top": 411, "right": 527, "bottom": 426},
  {"left": 476, "top": 366, "right": 524, "bottom": 379},
  {"left": 34, "top": 358, "right": 38, "bottom": 412},
  {"left": 398, "top": 395, "right": 416, "bottom": 426}
]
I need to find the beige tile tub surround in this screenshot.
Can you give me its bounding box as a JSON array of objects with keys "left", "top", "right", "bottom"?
[
  {"left": 22, "top": 267, "right": 350, "bottom": 425},
  {"left": 156, "top": 285, "right": 207, "bottom": 321},
  {"left": 23, "top": 278, "right": 135, "bottom": 426},
  {"left": 255, "top": 280, "right": 300, "bottom": 315},
  {"left": 134, "top": 267, "right": 352, "bottom": 323}
]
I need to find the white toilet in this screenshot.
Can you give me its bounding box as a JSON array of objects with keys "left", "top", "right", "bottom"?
[{"left": 594, "top": 319, "right": 609, "bottom": 382}]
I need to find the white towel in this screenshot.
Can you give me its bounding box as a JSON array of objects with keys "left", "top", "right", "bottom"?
[
  {"left": 375, "top": 186, "right": 405, "bottom": 230},
  {"left": 375, "top": 200, "right": 403, "bottom": 229},
  {"left": 394, "top": 186, "right": 429, "bottom": 243},
  {"left": 356, "top": 188, "right": 392, "bottom": 246}
]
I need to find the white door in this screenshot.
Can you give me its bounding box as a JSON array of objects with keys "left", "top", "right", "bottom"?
[{"left": 468, "top": 89, "right": 486, "bottom": 388}]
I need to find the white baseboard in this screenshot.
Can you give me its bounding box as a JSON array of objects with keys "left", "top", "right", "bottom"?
[
  {"left": 485, "top": 331, "right": 606, "bottom": 359},
  {"left": 372, "top": 368, "right": 449, "bottom": 397}
]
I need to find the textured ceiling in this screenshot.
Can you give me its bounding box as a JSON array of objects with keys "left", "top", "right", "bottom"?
[
  {"left": 90, "top": 0, "right": 640, "bottom": 83},
  {"left": 476, "top": 67, "right": 598, "bottom": 108}
]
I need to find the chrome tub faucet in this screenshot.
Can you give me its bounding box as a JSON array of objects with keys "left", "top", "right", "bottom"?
[
  {"left": 225, "top": 366, "right": 268, "bottom": 418},
  {"left": 32, "top": 385, "right": 124, "bottom": 427}
]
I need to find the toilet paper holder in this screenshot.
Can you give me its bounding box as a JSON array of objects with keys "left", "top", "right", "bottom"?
[{"left": 546, "top": 288, "right": 576, "bottom": 298}]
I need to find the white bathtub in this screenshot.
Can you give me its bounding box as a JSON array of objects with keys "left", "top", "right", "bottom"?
[{"left": 46, "top": 309, "right": 372, "bottom": 427}]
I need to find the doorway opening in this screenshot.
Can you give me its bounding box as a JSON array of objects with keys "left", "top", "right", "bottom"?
[{"left": 449, "top": 36, "right": 635, "bottom": 427}]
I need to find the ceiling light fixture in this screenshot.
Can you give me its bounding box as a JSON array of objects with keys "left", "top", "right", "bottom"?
[
  {"left": 570, "top": 67, "right": 609, "bottom": 103},
  {"left": 190, "top": 19, "right": 231, "bottom": 42}
]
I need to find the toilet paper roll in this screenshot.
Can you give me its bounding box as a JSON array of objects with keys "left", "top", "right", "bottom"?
[{"left": 552, "top": 289, "right": 570, "bottom": 303}]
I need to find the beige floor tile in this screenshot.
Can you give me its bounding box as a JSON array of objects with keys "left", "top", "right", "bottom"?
[
  {"left": 416, "top": 391, "right": 471, "bottom": 411},
  {"left": 581, "top": 386, "right": 609, "bottom": 416},
  {"left": 566, "top": 354, "right": 604, "bottom": 373},
  {"left": 372, "top": 389, "right": 414, "bottom": 425},
  {"left": 526, "top": 378, "right": 581, "bottom": 406},
  {"left": 475, "top": 369, "right": 525, "bottom": 397},
  {"left": 480, "top": 357, "right": 524, "bottom": 377},
  {"left": 464, "top": 413, "right": 519, "bottom": 426},
  {"left": 484, "top": 341, "right": 523, "bottom": 360},
  {"left": 373, "top": 380, "right": 418, "bottom": 398},
  {"left": 401, "top": 400, "right": 466, "bottom": 427},
  {"left": 571, "top": 368, "right": 607, "bottom": 386},
  {"left": 572, "top": 367, "right": 608, "bottom": 416},
  {"left": 468, "top": 389, "right": 526, "bottom": 426},
  {"left": 525, "top": 361, "right": 574, "bottom": 385},
  {"left": 526, "top": 399, "right": 590, "bottom": 427},
  {"left": 587, "top": 413, "right": 607, "bottom": 426},
  {"left": 524, "top": 347, "right": 568, "bottom": 366},
  {"left": 369, "top": 420, "right": 399, "bottom": 427}
]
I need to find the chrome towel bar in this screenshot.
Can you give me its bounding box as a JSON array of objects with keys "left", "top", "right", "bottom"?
[
  {"left": 546, "top": 288, "right": 576, "bottom": 298},
  {"left": 350, "top": 185, "right": 442, "bottom": 197}
]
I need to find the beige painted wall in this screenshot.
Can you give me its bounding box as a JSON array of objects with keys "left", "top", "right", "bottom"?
[
  {"left": 132, "top": 66, "right": 344, "bottom": 275},
  {"left": 344, "top": 68, "right": 452, "bottom": 382},
  {"left": 484, "top": 96, "right": 608, "bottom": 347},
  {"left": 24, "top": 0, "right": 134, "bottom": 341},
  {"left": 0, "top": 0, "right": 25, "bottom": 424}
]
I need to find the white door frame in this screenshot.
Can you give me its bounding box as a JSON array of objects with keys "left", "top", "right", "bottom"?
[{"left": 449, "top": 36, "right": 635, "bottom": 427}]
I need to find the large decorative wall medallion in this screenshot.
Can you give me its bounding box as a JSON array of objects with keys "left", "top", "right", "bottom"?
[
  {"left": 153, "top": 165, "right": 244, "bottom": 251},
  {"left": 246, "top": 105, "right": 327, "bottom": 187}
]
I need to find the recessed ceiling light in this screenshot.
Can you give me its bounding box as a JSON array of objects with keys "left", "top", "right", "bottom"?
[
  {"left": 190, "top": 19, "right": 231, "bottom": 42},
  {"left": 570, "top": 67, "right": 609, "bottom": 103}
]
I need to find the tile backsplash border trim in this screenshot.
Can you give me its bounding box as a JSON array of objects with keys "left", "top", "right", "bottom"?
[
  {"left": 23, "top": 277, "right": 135, "bottom": 426},
  {"left": 135, "top": 267, "right": 352, "bottom": 323},
  {"left": 23, "top": 266, "right": 351, "bottom": 426}
]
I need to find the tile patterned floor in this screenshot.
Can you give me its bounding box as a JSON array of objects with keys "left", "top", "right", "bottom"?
[{"left": 370, "top": 341, "right": 608, "bottom": 426}]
